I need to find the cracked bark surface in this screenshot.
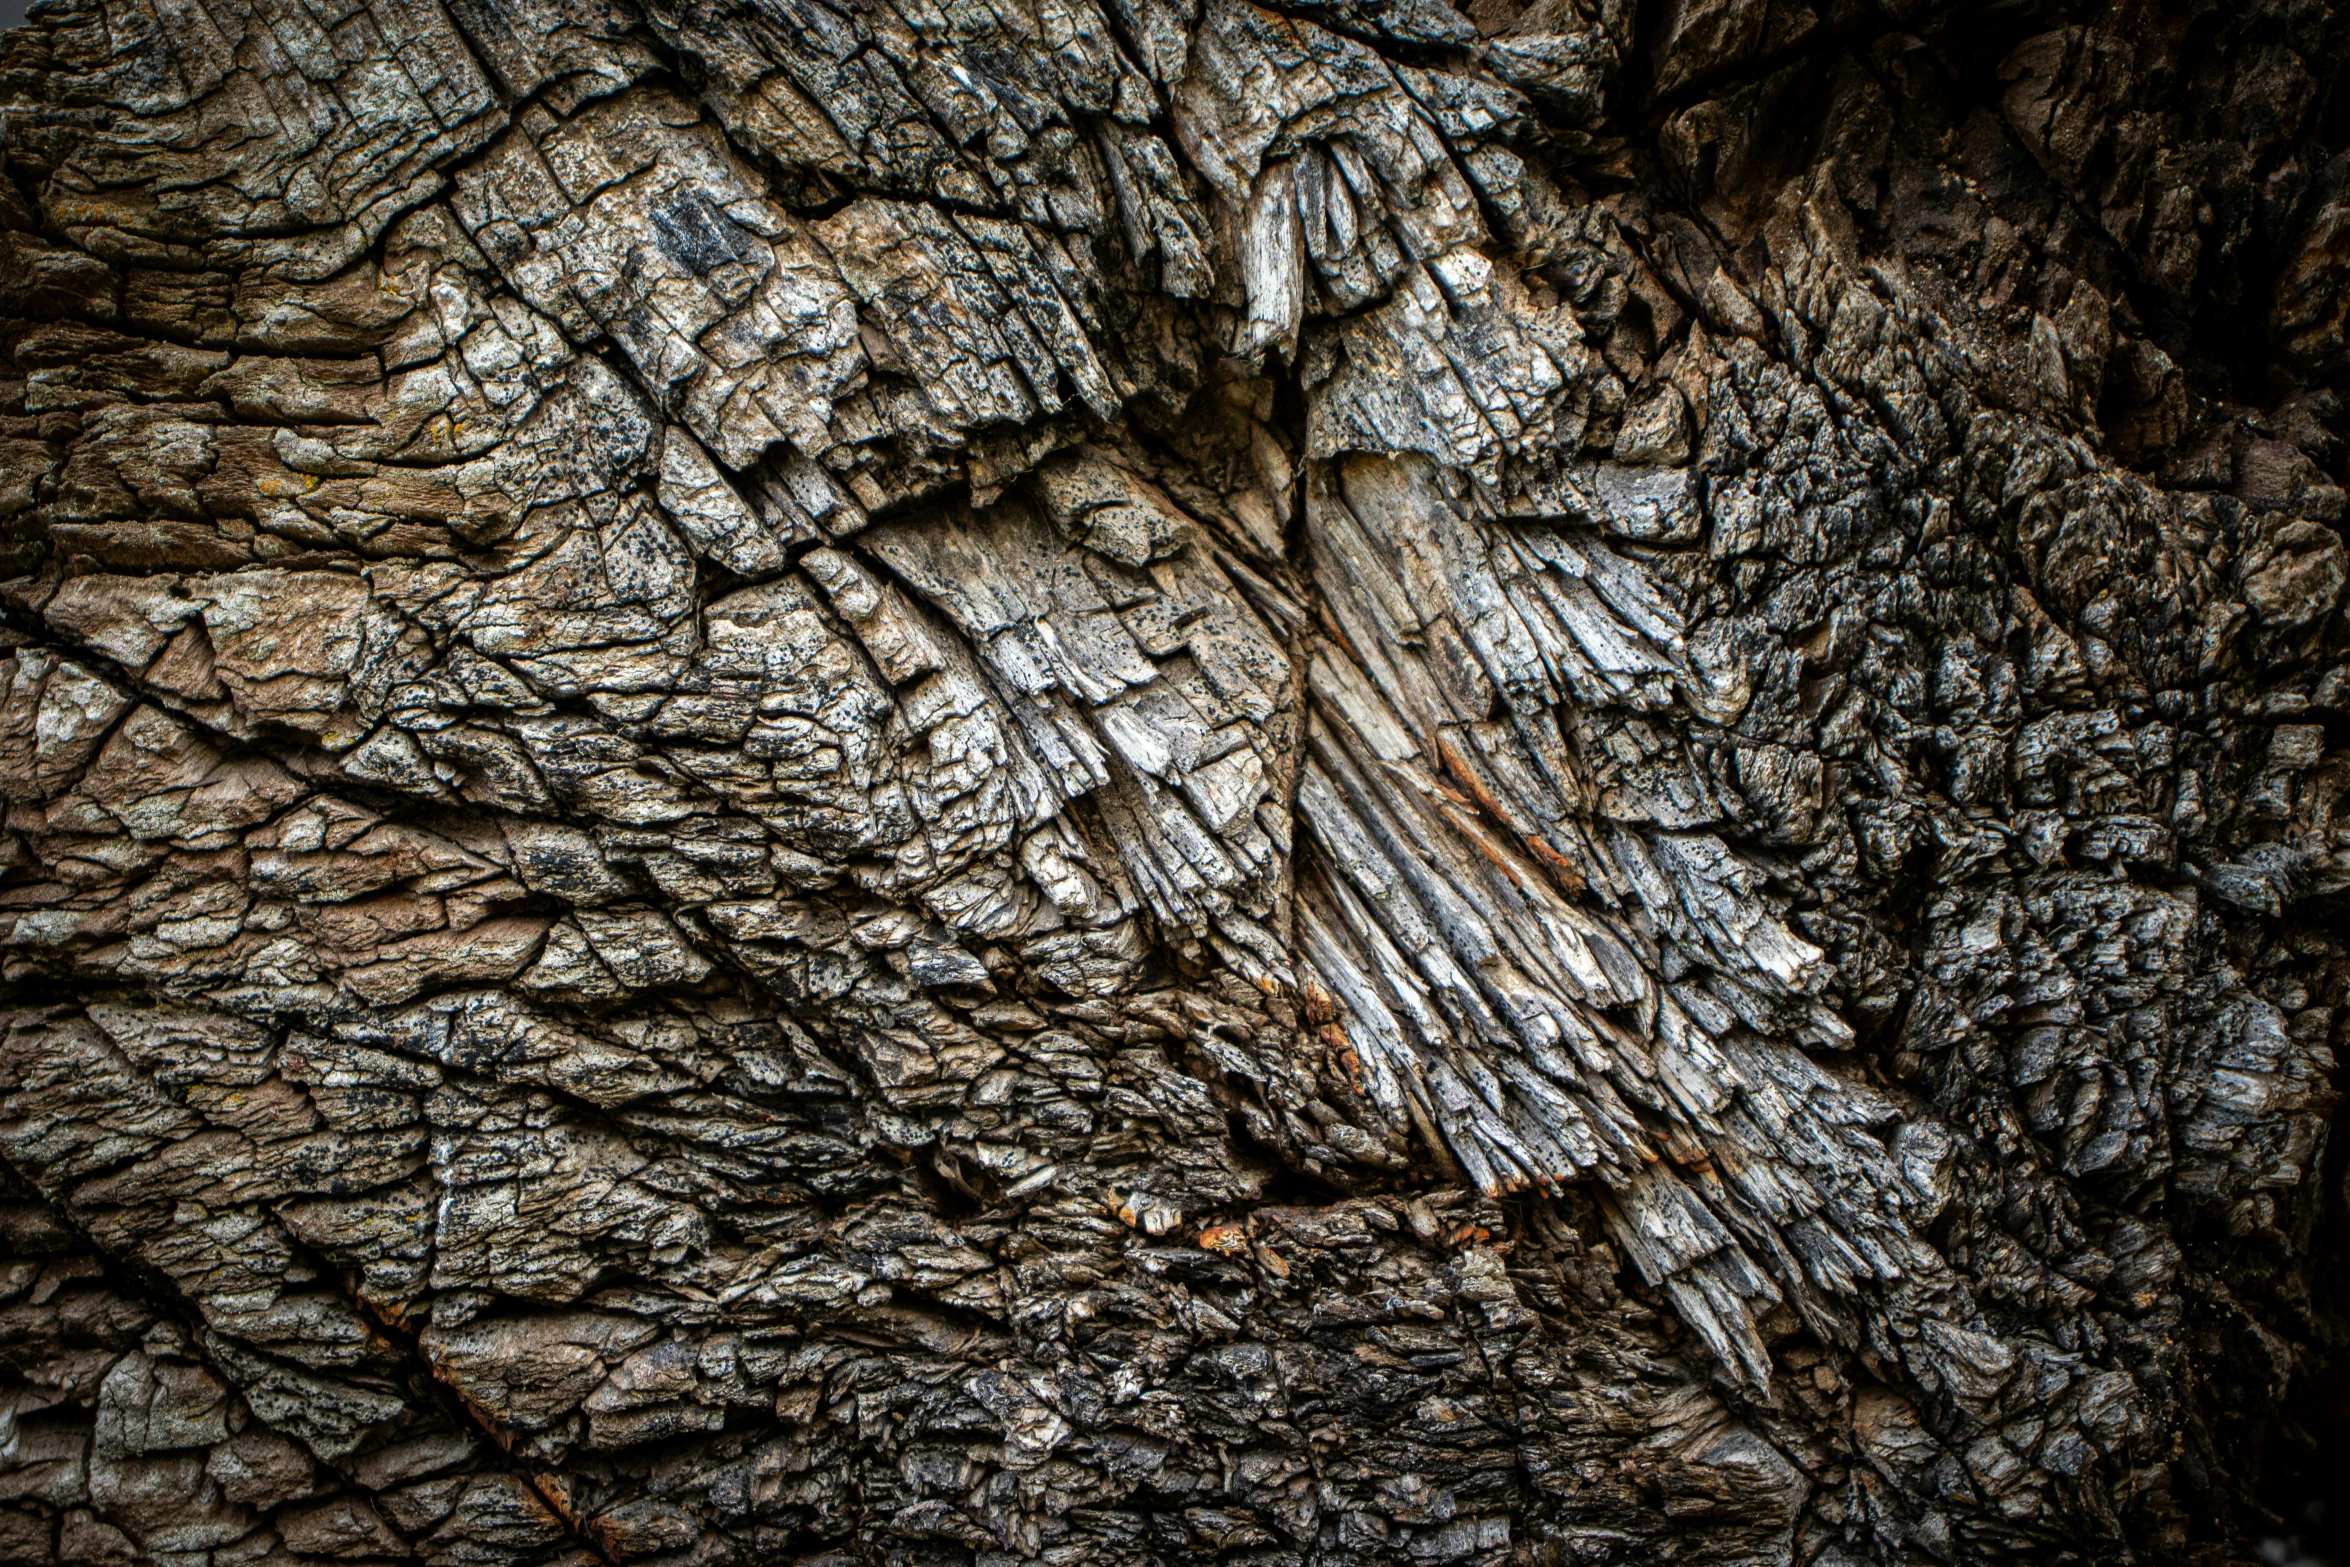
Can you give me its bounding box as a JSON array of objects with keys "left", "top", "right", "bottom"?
[{"left": 0, "top": 0, "right": 2342, "bottom": 1560}]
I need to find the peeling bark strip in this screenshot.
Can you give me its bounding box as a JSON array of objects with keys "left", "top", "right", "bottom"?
[{"left": 0, "top": 0, "right": 2341, "bottom": 1557}]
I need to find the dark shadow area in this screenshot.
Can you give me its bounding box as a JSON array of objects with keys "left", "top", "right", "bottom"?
[
  {"left": 2260, "top": 1080, "right": 2350, "bottom": 1567},
  {"left": 2260, "top": 1455, "right": 2348, "bottom": 1567}
]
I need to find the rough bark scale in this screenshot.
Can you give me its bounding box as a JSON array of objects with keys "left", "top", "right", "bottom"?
[{"left": 0, "top": 0, "right": 2341, "bottom": 1559}]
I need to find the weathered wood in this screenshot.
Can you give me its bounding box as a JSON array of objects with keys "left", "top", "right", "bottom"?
[{"left": 0, "top": 0, "right": 2342, "bottom": 1560}]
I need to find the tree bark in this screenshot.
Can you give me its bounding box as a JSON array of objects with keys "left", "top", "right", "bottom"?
[{"left": 0, "top": 0, "right": 2342, "bottom": 1561}]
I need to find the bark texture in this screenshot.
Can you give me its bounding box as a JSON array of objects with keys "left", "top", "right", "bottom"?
[{"left": 0, "top": 0, "right": 2342, "bottom": 1560}]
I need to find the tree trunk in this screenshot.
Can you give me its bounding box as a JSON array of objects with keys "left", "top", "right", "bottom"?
[{"left": 0, "top": 0, "right": 2342, "bottom": 1560}]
